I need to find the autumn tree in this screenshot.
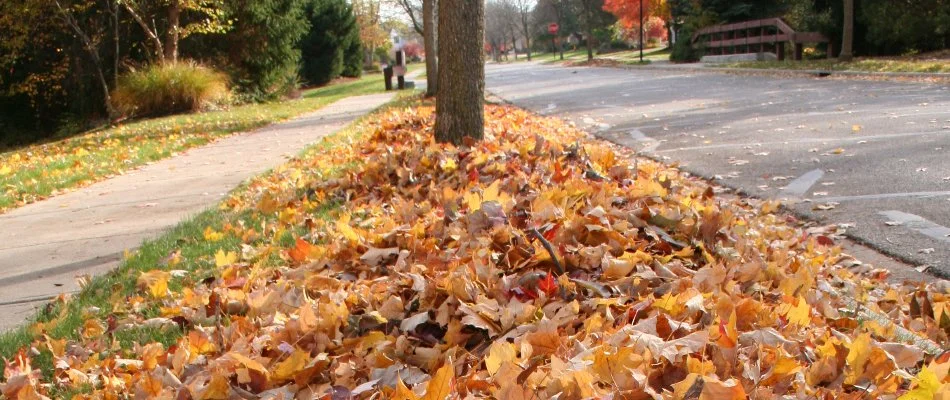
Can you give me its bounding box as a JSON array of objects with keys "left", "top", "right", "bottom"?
[
  {"left": 352, "top": 0, "right": 388, "bottom": 68},
  {"left": 434, "top": 0, "right": 484, "bottom": 144},
  {"left": 119, "top": 0, "right": 229, "bottom": 64},
  {"left": 511, "top": 0, "right": 535, "bottom": 61},
  {"left": 486, "top": 1, "right": 512, "bottom": 62},
  {"left": 603, "top": 0, "right": 668, "bottom": 59}
]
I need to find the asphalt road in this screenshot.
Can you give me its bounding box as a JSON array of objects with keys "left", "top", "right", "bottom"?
[{"left": 486, "top": 62, "right": 950, "bottom": 278}]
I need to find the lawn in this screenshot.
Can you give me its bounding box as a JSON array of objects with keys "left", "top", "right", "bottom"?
[
  {"left": 0, "top": 71, "right": 394, "bottom": 213},
  {"left": 719, "top": 55, "right": 950, "bottom": 74},
  {"left": 1, "top": 95, "right": 946, "bottom": 399},
  {"left": 536, "top": 46, "right": 671, "bottom": 66}
]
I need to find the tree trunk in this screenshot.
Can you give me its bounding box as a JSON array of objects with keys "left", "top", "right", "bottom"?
[
  {"left": 583, "top": 1, "right": 594, "bottom": 61},
  {"left": 435, "top": 0, "right": 484, "bottom": 144},
  {"left": 512, "top": 37, "right": 518, "bottom": 60},
  {"left": 423, "top": 0, "right": 438, "bottom": 96},
  {"left": 839, "top": 0, "right": 854, "bottom": 62},
  {"left": 165, "top": 0, "right": 181, "bottom": 63},
  {"left": 54, "top": 0, "right": 116, "bottom": 117},
  {"left": 522, "top": 15, "right": 531, "bottom": 61}
]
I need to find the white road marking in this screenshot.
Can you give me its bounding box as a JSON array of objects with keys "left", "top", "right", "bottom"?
[
  {"left": 779, "top": 169, "right": 825, "bottom": 198},
  {"left": 657, "top": 129, "right": 948, "bottom": 153},
  {"left": 821, "top": 191, "right": 950, "bottom": 202},
  {"left": 629, "top": 129, "right": 661, "bottom": 153},
  {"left": 878, "top": 210, "right": 950, "bottom": 243}
]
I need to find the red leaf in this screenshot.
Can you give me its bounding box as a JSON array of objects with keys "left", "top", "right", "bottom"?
[{"left": 538, "top": 273, "right": 559, "bottom": 297}]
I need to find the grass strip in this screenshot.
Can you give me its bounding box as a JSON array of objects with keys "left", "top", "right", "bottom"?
[
  {"left": 719, "top": 58, "right": 950, "bottom": 74},
  {"left": 0, "top": 71, "right": 396, "bottom": 212}
]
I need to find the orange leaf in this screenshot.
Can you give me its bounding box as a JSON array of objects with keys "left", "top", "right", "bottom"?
[{"left": 422, "top": 362, "right": 454, "bottom": 400}]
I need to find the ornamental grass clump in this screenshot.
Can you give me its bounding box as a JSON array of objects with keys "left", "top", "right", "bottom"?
[{"left": 112, "top": 62, "right": 229, "bottom": 118}]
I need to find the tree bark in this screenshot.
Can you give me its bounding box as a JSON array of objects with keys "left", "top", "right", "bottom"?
[
  {"left": 105, "top": 0, "right": 121, "bottom": 86},
  {"left": 839, "top": 0, "right": 854, "bottom": 62},
  {"left": 521, "top": 11, "right": 531, "bottom": 61},
  {"left": 582, "top": 0, "right": 594, "bottom": 61},
  {"left": 435, "top": 0, "right": 484, "bottom": 144},
  {"left": 423, "top": 0, "right": 438, "bottom": 96},
  {"left": 165, "top": 0, "right": 180, "bottom": 63}
]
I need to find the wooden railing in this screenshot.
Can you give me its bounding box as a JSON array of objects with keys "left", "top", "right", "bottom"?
[{"left": 691, "top": 18, "right": 832, "bottom": 60}]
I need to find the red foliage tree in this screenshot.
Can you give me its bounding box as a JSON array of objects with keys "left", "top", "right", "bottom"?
[
  {"left": 402, "top": 41, "right": 424, "bottom": 59},
  {"left": 602, "top": 0, "right": 669, "bottom": 31}
]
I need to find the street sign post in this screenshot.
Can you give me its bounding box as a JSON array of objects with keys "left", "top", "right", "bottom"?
[{"left": 548, "top": 23, "right": 560, "bottom": 60}]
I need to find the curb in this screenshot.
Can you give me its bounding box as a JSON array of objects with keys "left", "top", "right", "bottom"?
[{"left": 602, "top": 62, "right": 950, "bottom": 82}]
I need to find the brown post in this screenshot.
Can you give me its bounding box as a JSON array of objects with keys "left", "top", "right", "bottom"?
[
  {"left": 777, "top": 42, "right": 785, "bottom": 60},
  {"left": 794, "top": 43, "right": 803, "bottom": 60},
  {"left": 826, "top": 41, "right": 835, "bottom": 59}
]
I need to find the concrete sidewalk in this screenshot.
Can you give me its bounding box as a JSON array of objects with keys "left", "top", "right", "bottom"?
[{"left": 0, "top": 92, "right": 394, "bottom": 332}]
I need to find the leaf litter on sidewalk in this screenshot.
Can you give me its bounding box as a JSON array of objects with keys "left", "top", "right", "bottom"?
[{"left": 2, "top": 103, "right": 949, "bottom": 399}]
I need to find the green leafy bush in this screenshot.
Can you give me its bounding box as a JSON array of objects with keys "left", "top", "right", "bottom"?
[{"left": 112, "top": 62, "right": 229, "bottom": 118}]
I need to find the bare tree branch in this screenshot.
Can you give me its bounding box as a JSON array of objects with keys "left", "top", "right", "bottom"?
[{"left": 118, "top": 0, "right": 164, "bottom": 63}]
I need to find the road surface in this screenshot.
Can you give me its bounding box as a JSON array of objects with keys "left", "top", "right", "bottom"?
[{"left": 487, "top": 62, "right": 950, "bottom": 278}]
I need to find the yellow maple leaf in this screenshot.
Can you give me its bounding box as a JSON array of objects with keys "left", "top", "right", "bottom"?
[
  {"left": 899, "top": 366, "right": 941, "bottom": 400},
  {"left": 204, "top": 226, "right": 224, "bottom": 242},
  {"left": 272, "top": 349, "right": 311, "bottom": 382},
  {"left": 137, "top": 270, "right": 171, "bottom": 298},
  {"left": 0, "top": 165, "right": 11, "bottom": 176},
  {"left": 485, "top": 341, "right": 517, "bottom": 376},
  {"left": 781, "top": 296, "right": 811, "bottom": 327},
  {"left": 422, "top": 362, "right": 454, "bottom": 400},
  {"left": 215, "top": 249, "right": 238, "bottom": 267},
  {"left": 336, "top": 214, "right": 362, "bottom": 243},
  {"left": 845, "top": 333, "right": 872, "bottom": 384},
  {"left": 81, "top": 319, "right": 105, "bottom": 339}
]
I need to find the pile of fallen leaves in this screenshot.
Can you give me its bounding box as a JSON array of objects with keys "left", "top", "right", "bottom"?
[{"left": 3, "top": 104, "right": 949, "bottom": 399}]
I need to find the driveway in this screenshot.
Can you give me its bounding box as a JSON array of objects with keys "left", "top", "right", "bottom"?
[{"left": 487, "top": 62, "right": 950, "bottom": 278}]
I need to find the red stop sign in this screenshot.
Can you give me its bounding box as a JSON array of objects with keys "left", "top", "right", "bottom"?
[{"left": 548, "top": 23, "right": 559, "bottom": 34}]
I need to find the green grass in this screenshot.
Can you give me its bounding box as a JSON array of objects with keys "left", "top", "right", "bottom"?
[
  {"left": 0, "top": 72, "right": 393, "bottom": 212},
  {"left": 718, "top": 58, "right": 950, "bottom": 74},
  {"left": 536, "top": 46, "right": 670, "bottom": 65},
  {"left": 0, "top": 91, "right": 421, "bottom": 379}
]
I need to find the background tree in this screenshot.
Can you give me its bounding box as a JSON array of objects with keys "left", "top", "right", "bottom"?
[
  {"left": 486, "top": 1, "right": 511, "bottom": 62},
  {"left": 534, "top": 0, "right": 578, "bottom": 59},
  {"left": 422, "top": 0, "right": 438, "bottom": 96},
  {"left": 211, "top": 0, "right": 309, "bottom": 99},
  {"left": 435, "top": 0, "right": 484, "bottom": 144},
  {"left": 511, "top": 0, "right": 536, "bottom": 61},
  {"left": 119, "top": 0, "right": 230, "bottom": 64},
  {"left": 575, "top": 0, "right": 613, "bottom": 61},
  {"left": 352, "top": 0, "right": 389, "bottom": 68},
  {"left": 839, "top": 0, "right": 853, "bottom": 61},
  {"left": 53, "top": 0, "right": 116, "bottom": 116}
]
